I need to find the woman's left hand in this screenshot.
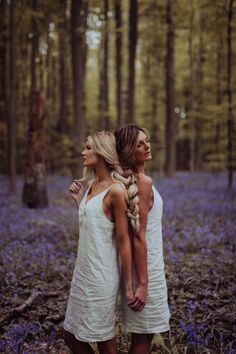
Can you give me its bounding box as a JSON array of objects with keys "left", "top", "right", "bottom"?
[{"left": 126, "top": 288, "right": 135, "bottom": 305}]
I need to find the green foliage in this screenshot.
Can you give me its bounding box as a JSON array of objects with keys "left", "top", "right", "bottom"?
[{"left": 1, "top": 0, "right": 235, "bottom": 175}]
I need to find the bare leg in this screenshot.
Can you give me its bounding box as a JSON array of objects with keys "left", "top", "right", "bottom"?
[
  {"left": 129, "top": 333, "right": 154, "bottom": 354},
  {"left": 97, "top": 337, "right": 118, "bottom": 354},
  {"left": 63, "top": 329, "right": 95, "bottom": 354}
]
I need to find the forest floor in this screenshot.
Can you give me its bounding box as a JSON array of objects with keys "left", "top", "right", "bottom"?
[{"left": 0, "top": 173, "right": 235, "bottom": 354}]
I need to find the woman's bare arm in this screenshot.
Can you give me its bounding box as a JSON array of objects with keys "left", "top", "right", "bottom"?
[
  {"left": 110, "top": 184, "right": 134, "bottom": 302},
  {"left": 128, "top": 175, "right": 152, "bottom": 311}
]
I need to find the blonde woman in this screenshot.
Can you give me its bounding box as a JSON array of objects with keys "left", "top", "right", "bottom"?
[
  {"left": 115, "top": 124, "right": 170, "bottom": 354},
  {"left": 63, "top": 131, "right": 134, "bottom": 354}
]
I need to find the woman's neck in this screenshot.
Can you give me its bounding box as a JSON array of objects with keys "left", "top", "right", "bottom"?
[
  {"left": 93, "top": 163, "right": 112, "bottom": 184},
  {"left": 135, "top": 162, "right": 146, "bottom": 174}
]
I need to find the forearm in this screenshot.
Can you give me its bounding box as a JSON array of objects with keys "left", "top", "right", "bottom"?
[
  {"left": 133, "top": 236, "right": 148, "bottom": 286},
  {"left": 118, "top": 240, "right": 133, "bottom": 290}
]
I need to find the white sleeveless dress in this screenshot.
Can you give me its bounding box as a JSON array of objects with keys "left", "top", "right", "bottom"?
[
  {"left": 63, "top": 187, "right": 120, "bottom": 342},
  {"left": 122, "top": 185, "right": 170, "bottom": 333}
]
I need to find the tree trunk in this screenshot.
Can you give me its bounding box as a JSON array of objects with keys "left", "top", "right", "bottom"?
[
  {"left": 58, "top": 0, "right": 67, "bottom": 134},
  {"left": 100, "top": 0, "right": 109, "bottom": 130},
  {"left": 115, "top": 0, "right": 123, "bottom": 126},
  {"left": 226, "top": 0, "right": 234, "bottom": 189},
  {"left": 22, "top": 90, "right": 48, "bottom": 208},
  {"left": 165, "top": 0, "right": 175, "bottom": 177},
  {"left": 188, "top": 0, "right": 195, "bottom": 186},
  {"left": 0, "top": 0, "right": 9, "bottom": 175},
  {"left": 71, "top": 0, "right": 88, "bottom": 176},
  {"left": 31, "top": 0, "right": 39, "bottom": 90},
  {"left": 127, "top": 0, "right": 137, "bottom": 123},
  {"left": 215, "top": 34, "right": 223, "bottom": 172},
  {"left": 194, "top": 13, "right": 205, "bottom": 171},
  {"left": 8, "top": 0, "right": 17, "bottom": 194}
]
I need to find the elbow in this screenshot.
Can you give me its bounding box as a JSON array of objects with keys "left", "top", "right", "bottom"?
[{"left": 132, "top": 231, "right": 147, "bottom": 245}]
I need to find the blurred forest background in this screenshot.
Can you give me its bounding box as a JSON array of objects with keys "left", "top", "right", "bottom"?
[{"left": 1, "top": 0, "right": 236, "bottom": 202}]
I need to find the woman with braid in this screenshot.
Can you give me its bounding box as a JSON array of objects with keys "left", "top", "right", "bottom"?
[
  {"left": 115, "top": 124, "right": 170, "bottom": 354},
  {"left": 63, "top": 131, "right": 136, "bottom": 354}
]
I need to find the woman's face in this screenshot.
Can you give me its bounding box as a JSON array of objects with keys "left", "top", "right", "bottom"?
[
  {"left": 81, "top": 136, "right": 100, "bottom": 167},
  {"left": 134, "top": 130, "right": 152, "bottom": 164}
]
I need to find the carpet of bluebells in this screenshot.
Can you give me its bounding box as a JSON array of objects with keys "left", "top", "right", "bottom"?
[{"left": 0, "top": 173, "right": 235, "bottom": 354}]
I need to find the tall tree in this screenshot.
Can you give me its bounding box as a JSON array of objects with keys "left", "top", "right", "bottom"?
[
  {"left": 115, "top": 0, "right": 123, "bottom": 126},
  {"left": 22, "top": 91, "right": 48, "bottom": 207},
  {"left": 100, "top": 0, "right": 109, "bottom": 129},
  {"left": 31, "top": 0, "right": 39, "bottom": 90},
  {"left": 71, "top": 0, "right": 88, "bottom": 175},
  {"left": 8, "top": 0, "right": 17, "bottom": 194},
  {"left": 194, "top": 12, "right": 206, "bottom": 171},
  {"left": 165, "top": 0, "right": 175, "bottom": 177},
  {"left": 58, "top": 0, "right": 67, "bottom": 134},
  {"left": 22, "top": 0, "right": 48, "bottom": 208},
  {"left": 127, "top": 0, "right": 138, "bottom": 123},
  {"left": 226, "top": 0, "right": 234, "bottom": 189},
  {"left": 0, "top": 0, "right": 9, "bottom": 175}
]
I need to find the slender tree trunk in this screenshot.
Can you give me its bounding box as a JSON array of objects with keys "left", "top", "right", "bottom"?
[
  {"left": 31, "top": 0, "right": 39, "bottom": 90},
  {"left": 8, "top": 0, "right": 17, "bottom": 194},
  {"left": 22, "top": 91, "right": 48, "bottom": 207},
  {"left": 71, "top": 0, "right": 88, "bottom": 176},
  {"left": 226, "top": 0, "right": 234, "bottom": 189},
  {"left": 100, "top": 0, "right": 109, "bottom": 130},
  {"left": 0, "top": 0, "right": 9, "bottom": 175},
  {"left": 58, "top": 0, "right": 67, "bottom": 134},
  {"left": 188, "top": 0, "right": 195, "bottom": 185},
  {"left": 194, "top": 13, "right": 205, "bottom": 171},
  {"left": 115, "top": 0, "right": 123, "bottom": 126},
  {"left": 127, "top": 0, "right": 137, "bottom": 123},
  {"left": 215, "top": 34, "right": 223, "bottom": 172},
  {"left": 22, "top": 0, "right": 48, "bottom": 207},
  {"left": 165, "top": 0, "right": 175, "bottom": 177}
]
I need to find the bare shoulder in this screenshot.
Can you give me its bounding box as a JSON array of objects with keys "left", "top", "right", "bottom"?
[
  {"left": 137, "top": 174, "right": 152, "bottom": 191},
  {"left": 109, "top": 183, "right": 126, "bottom": 199}
]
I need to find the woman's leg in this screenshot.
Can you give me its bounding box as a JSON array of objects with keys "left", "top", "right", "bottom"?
[
  {"left": 129, "top": 333, "right": 154, "bottom": 354},
  {"left": 63, "top": 329, "right": 95, "bottom": 354},
  {"left": 97, "top": 336, "right": 118, "bottom": 354}
]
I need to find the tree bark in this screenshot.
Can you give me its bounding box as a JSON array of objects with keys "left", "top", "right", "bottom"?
[
  {"left": 226, "top": 0, "right": 234, "bottom": 189},
  {"left": 31, "top": 0, "right": 39, "bottom": 90},
  {"left": 71, "top": 0, "right": 88, "bottom": 176},
  {"left": 58, "top": 0, "right": 67, "bottom": 134},
  {"left": 194, "top": 13, "right": 206, "bottom": 171},
  {"left": 188, "top": 0, "right": 195, "bottom": 185},
  {"left": 165, "top": 0, "right": 175, "bottom": 177},
  {"left": 215, "top": 34, "right": 223, "bottom": 171},
  {"left": 100, "top": 0, "right": 109, "bottom": 130},
  {"left": 115, "top": 0, "right": 123, "bottom": 126},
  {"left": 127, "top": 0, "right": 137, "bottom": 123},
  {"left": 22, "top": 90, "right": 48, "bottom": 208},
  {"left": 8, "top": 0, "right": 17, "bottom": 194},
  {"left": 0, "top": 0, "right": 9, "bottom": 175}
]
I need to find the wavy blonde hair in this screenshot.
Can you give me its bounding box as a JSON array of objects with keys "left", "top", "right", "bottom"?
[
  {"left": 115, "top": 124, "right": 149, "bottom": 233},
  {"left": 79, "top": 131, "right": 139, "bottom": 231}
]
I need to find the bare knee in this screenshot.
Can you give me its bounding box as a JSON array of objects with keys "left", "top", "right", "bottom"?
[
  {"left": 97, "top": 337, "right": 118, "bottom": 354},
  {"left": 130, "top": 333, "right": 154, "bottom": 354}
]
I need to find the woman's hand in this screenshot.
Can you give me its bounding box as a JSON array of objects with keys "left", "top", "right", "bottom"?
[
  {"left": 128, "top": 283, "right": 147, "bottom": 311},
  {"left": 69, "top": 180, "right": 84, "bottom": 206},
  {"left": 126, "top": 287, "right": 135, "bottom": 305}
]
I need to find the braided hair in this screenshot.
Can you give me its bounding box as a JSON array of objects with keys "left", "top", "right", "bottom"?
[{"left": 115, "top": 124, "right": 148, "bottom": 233}]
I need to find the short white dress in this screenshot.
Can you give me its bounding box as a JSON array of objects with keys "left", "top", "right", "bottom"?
[
  {"left": 122, "top": 185, "right": 170, "bottom": 333},
  {"left": 63, "top": 187, "right": 120, "bottom": 342}
]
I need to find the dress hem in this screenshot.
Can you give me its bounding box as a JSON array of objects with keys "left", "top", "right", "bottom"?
[
  {"left": 124, "top": 324, "right": 170, "bottom": 334},
  {"left": 63, "top": 323, "right": 116, "bottom": 343}
]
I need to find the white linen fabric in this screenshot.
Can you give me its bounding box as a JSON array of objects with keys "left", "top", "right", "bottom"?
[
  {"left": 63, "top": 187, "right": 120, "bottom": 342},
  {"left": 122, "top": 185, "right": 170, "bottom": 333}
]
